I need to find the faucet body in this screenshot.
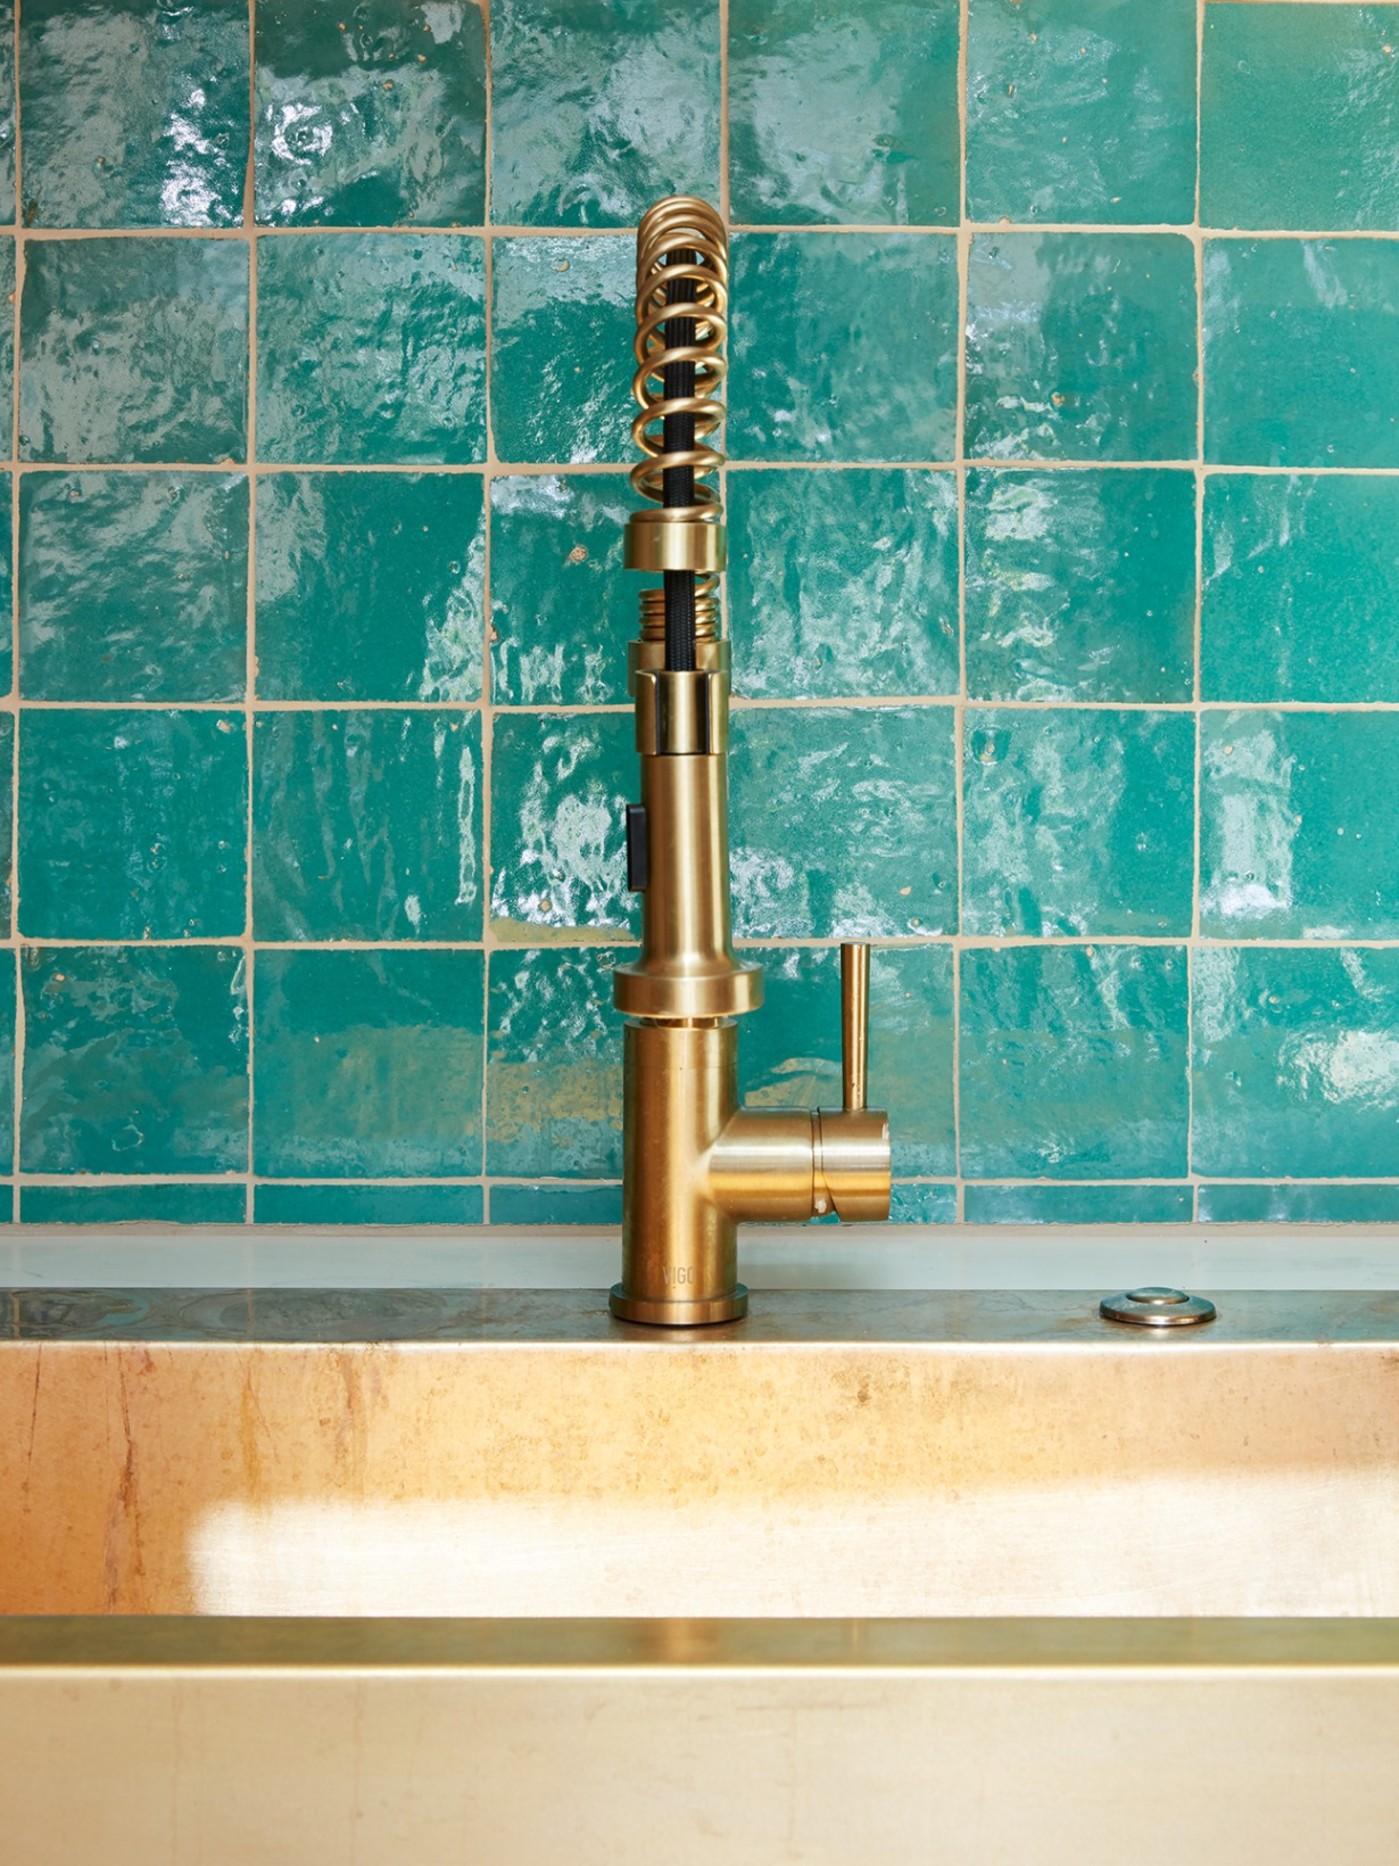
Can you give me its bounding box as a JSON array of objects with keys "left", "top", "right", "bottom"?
[{"left": 608, "top": 196, "right": 891, "bottom": 1326}]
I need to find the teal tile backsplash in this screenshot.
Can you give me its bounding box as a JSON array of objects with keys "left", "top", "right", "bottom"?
[
  {"left": 1, "top": 1, "right": 1396, "bottom": 1228},
  {"left": 254, "top": 0, "right": 486, "bottom": 228},
  {"left": 20, "top": 472, "right": 248, "bottom": 701},
  {"left": 968, "top": 0, "right": 1197, "bottom": 226},
  {"left": 21, "top": 0, "right": 249, "bottom": 229}
]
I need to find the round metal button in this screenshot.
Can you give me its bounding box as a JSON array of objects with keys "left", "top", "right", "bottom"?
[{"left": 1100, "top": 1287, "right": 1217, "bottom": 1327}]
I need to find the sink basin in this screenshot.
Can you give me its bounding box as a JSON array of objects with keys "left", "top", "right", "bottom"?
[{"left": 2, "top": 1287, "right": 1397, "bottom": 1862}]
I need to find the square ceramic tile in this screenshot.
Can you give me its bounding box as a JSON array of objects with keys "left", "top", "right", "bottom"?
[
  {"left": 254, "top": 710, "right": 482, "bottom": 941},
  {"left": 729, "top": 0, "right": 959, "bottom": 226},
  {"left": 21, "top": 1183, "right": 246, "bottom": 1223},
  {"left": 1202, "top": 473, "right": 1399, "bottom": 703},
  {"left": 255, "top": 471, "right": 483, "bottom": 700},
  {"left": 255, "top": 0, "right": 485, "bottom": 226},
  {"left": 962, "top": 707, "right": 1195, "bottom": 936},
  {"left": 965, "top": 233, "right": 1197, "bottom": 461},
  {"left": 1192, "top": 945, "right": 1399, "bottom": 1178},
  {"left": 0, "top": 714, "right": 12, "bottom": 929},
  {"left": 963, "top": 1184, "right": 1193, "bottom": 1225},
  {"left": 888, "top": 1183, "right": 958, "bottom": 1222},
  {"left": 254, "top": 947, "right": 483, "bottom": 1177},
  {"left": 21, "top": 0, "right": 248, "bottom": 228},
  {"left": 20, "top": 471, "right": 248, "bottom": 700},
  {"left": 0, "top": 3, "right": 13, "bottom": 221},
  {"left": 742, "top": 943, "right": 956, "bottom": 1177},
  {"left": 489, "top": 709, "right": 634, "bottom": 938},
  {"left": 256, "top": 232, "right": 485, "bottom": 463},
  {"left": 968, "top": 0, "right": 1196, "bottom": 225},
  {"left": 20, "top": 944, "right": 247, "bottom": 1174},
  {"left": 729, "top": 705, "right": 957, "bottom": 938},
  {"left": 254, "top": 1183, "right": 484, "bottom": 1225},
  {"left": 491, "top": 0, "right": 719, "bottom": 226},
  {"left": 489, "top": 474, "right": 633, "bottom": 705},
  {"left": 727, "top": 469, "right": 959, "bottom": 700},
  {"left": 0, "top": 472, "right": 13, "bottom": 694},
  {"left": 490, "top": 1182, "right": 623, "bottom": 1225},
  {"left": 20, "top": 237, "right": 247, "bottom": 462},
  {"left": 728, "top": 233, "right": 958, "bottom": 462},
  {"left": 485, "top": 946, "right": 623, "bottom": 1177},
  {"left": 1198, "top": 1183, "right": 1399, "bottom": 1226},
  {"left": 959, "top": 943, "right": 1189, "bottom": 1179},
  {"left": 490, "top": 237, "right": 635, "bottom": 464},
  {"left": 1200, "top": 709, "right": 1399, "bottom": 940},
  {"left": 18, "top": 708, "right": 246, "bottom": 939},
  {"left": 1202, "top": 4, "right": 1399, "bottom": 232},
  {"left": 0, "top": 951, "right": 16, "bottom": 1167},
  {"left": 1204, "top": 239, "right": 1399, "bottom": 468},
  {"left": 965, "top": 467, "right": 1196, "bottom": 701}
]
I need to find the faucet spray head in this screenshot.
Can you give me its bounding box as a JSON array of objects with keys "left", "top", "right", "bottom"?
[{"left": 626, "top": 197, "right": 729, "bottom": 664}]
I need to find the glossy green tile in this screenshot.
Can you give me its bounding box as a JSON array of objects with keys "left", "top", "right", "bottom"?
[
  {"left": 962, "top": 708, "right": 1194, "bottom": 937},
  {"left": 489, "top": 474, "right": 633, "bottom": 705},
  {"left": 21, "top": 0, "right": 248, "bottom": 228},
  {"left": 965, "top": 468, "right": 1195, "bottom": 702},
  {"left": 21, "top": 944, "right": 247, "bottom": 1175},
  {"left": 485, "top": 947, "right": 623, "bottom": 1178},
  {"left": 960, "top": 944, "right": 1189, "bottom": 1179},
  {"left": 1198, "top": 1183, "right": 1399, "bottom": 1226},
  {"left": 256, "top": 472, "right": 483, "bottom": 701},
  {"left": 1193, "top": 946, "right": 1399, "bottom": 1179},
  {"left": 254, "top": 948, "right": 483, "bottom": 1177},
  {"left": 489, "top": 710, "right": 634, "bottom": 937},
  {"left": 253, "top": 1182, "right": 483, "bottom": 1225},
  {"left": 1200, "top": 710, "right": 1399, "bottom": 940},
  {"left": 255, "top": 0, "right": 485, "bottom": 227},
  {"left": 729, "top": 0, "right": 959, "bottom": 226},
  {"left": 492, "top": 0, "right": 719, "bottom": 227},
  {"left": 0, "top": 951, "right": 16, "bottom": 1168},
  {"left": 1202, "top": 5, "right": 1399, "bottom": 233},
  {"left": 20, "top": 237, "right": 246, "bottom": 464},
  {"left": 0, "top": 1186, "right": 13, "bottom": 1223},
  {"left": 21, "top": 1182, "right": 246, "bottom": 1224},
  {"left": 491, "top": 1181, "right": 622, "bottom": 1225},
  {"left": 0, "top": 3, "right": 13, "bottom": 219},
  {"left": 743, "top": 944, "right": 955, "bottom": 1176},
  {"left": 0, "top": 473, "right": 11, "bottom": 693},
  {"left": 966, "top": 234, "right": 1197, "bottom": 462},
  {"left": 254, "top": 710, "right": 482, "bottom": 942},
  {"left": 490, "top": 237, "right": 635, "bottom": 464},
  {"left": 729, "top": 234, "right": 958, "bottom": 463},
  {"left": 968, "top": 0, "right": 1196, "bottom": 225},
  {"left": 257, "top": 233, "right": 485, "bottom": 464},
  {"left": 727, "top": 470, "right": 959, "bottom": 700},
  {"left": 1205, "top": 239, "right": 1399, "bottom": 468},
  {"left": 1201, "top": 474, "right": 1399, "bottom": 703},
  {"left": 730, "top": 706, "right": 956, "bottom": 939},
  {"left": 888, "top": 1183, "right": 957, "bottom": 1223},
  {"left": 20, "top": 472, "right": 247, "bottom": 701},
  {"left": 19, "top": 709, "right": 246, "bottom": 939},
  {"left": 0, "top": 714, "right": 13, "bottom": 930},
  {"left": 963, "top": 1183, "right": 1193, "bottom": 1225}
]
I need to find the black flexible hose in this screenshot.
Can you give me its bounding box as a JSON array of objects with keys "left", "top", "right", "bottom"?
[{"left": 662, "top": 255, "right": 697, "bottom": 672}]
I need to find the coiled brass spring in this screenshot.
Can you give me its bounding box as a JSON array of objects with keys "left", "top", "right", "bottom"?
[{"left": 630, "top": 195, "right": 728, "bottom": 642}]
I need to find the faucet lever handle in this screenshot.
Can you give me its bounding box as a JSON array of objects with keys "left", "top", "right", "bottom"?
[{"left": 840, "top": 943, "right": 870, "bottom": 1113}]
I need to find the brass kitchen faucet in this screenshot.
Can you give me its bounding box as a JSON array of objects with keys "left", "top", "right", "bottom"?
[{"left": 609, "top": 196, "right": 892, "bottom": 1326}]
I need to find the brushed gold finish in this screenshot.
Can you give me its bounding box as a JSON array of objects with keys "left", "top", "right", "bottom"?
[
  {"left": 841, "top": 941, "right": 869, "bottom": 1111},
  {"left": 612, "top": 198, "right": 891, "bottom": 1323}
]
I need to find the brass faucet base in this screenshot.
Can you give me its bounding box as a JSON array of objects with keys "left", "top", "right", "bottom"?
[{"left": 608, "top": 1285, "right": 749, "bottom": 1327}]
